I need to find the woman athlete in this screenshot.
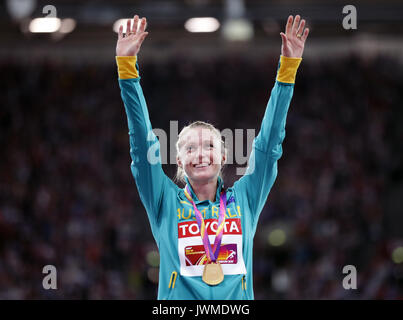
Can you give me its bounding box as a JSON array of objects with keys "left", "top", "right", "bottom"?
[{"left": 115, "top": 14, "right": 309, "bottom": 300}]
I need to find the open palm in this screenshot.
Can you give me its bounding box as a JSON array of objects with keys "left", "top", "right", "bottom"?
[
  {"left": 280, "top": 15, "right": 309, "bottom": 58},
  {"left": 116, "top": 15, "right": 149, "bottom": 57}
]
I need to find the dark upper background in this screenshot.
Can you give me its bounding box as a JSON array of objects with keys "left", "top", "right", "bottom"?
[{"left": 0, "top": 0, "right": 402, "bottom": 299}]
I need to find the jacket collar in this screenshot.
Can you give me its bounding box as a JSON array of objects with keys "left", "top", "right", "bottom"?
[{"left": 184, "top": 176, "right": 224, "bottom": 204}]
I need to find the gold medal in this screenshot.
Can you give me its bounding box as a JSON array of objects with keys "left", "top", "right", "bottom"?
[{"left": 202, "top": 262, "right": 224, "bottom": 286}]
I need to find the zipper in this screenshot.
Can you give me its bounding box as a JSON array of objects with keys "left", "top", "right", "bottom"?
[
  {"left": 241, "top": 274, "right": 246, "bottom": 291},
  {"left": 241, "top": 274, "right": 248, "bottom": 299},
  {"left": 167, "top": 271, "right": 178, "bottom": 299},
  {"left": 169, "top": 271, "right": 178, "bottom": 289}
]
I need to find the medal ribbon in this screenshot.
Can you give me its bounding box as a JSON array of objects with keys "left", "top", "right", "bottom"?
[{"left": 184, "top": 185, "right": 227, "bottom": 263}]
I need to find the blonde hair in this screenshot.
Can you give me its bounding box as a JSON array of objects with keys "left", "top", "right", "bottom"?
[{"left": 175, "top": 121, "right": 227, "bottom": 184}]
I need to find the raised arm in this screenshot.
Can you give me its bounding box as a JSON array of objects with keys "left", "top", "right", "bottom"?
[
  {"left": 233, "top": 15, "right": 309, "bottom": 229},
  {"left": 116, "top": 15, "right": 169, "bottom": 235}
]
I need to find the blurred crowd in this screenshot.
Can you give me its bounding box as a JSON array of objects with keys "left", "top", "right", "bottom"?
[{"left": 0, "top": 52, "right": 402, "bottom": 299}]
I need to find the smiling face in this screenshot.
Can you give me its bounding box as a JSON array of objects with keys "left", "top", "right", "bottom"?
[{"left": 176, "top": 126, "right": 226, "bottom": 184}]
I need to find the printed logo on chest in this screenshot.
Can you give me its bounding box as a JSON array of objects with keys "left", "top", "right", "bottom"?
[{"left": 177, "top": 201, "right": 247, "bottom": 277}]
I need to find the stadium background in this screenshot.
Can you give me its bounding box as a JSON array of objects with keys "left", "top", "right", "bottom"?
[{"left": 1, "top": 0, "right": 403, "bottom": 299}]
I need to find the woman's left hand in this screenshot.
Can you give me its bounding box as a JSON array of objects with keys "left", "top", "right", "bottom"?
[{"left": 280, "top": 15, "right": 309, "bottom": 58}]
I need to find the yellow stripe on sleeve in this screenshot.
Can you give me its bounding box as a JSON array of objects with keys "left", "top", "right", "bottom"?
[
  {"left": 115, "top": 56, "right": 139, "bottom": 79},
  {"left": 276, "top": 55, "right": 302, "bottom": 84}
]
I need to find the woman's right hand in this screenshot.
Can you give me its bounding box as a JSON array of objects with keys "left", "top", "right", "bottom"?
[{"left": 116, "top": 15, "right": 149, "bottom": 56}]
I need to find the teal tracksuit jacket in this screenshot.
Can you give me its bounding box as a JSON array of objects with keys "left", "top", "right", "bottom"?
[{"left": 116, "top": 55, "right": 302, "bottom": 300}]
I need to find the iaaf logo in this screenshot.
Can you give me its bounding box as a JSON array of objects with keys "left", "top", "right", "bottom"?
[
  {"left": 178, "top": 219, "right": 242, "bottom": 238},
  {"left": 147, "top": 121, "right": 256, "bottom": 175}
]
